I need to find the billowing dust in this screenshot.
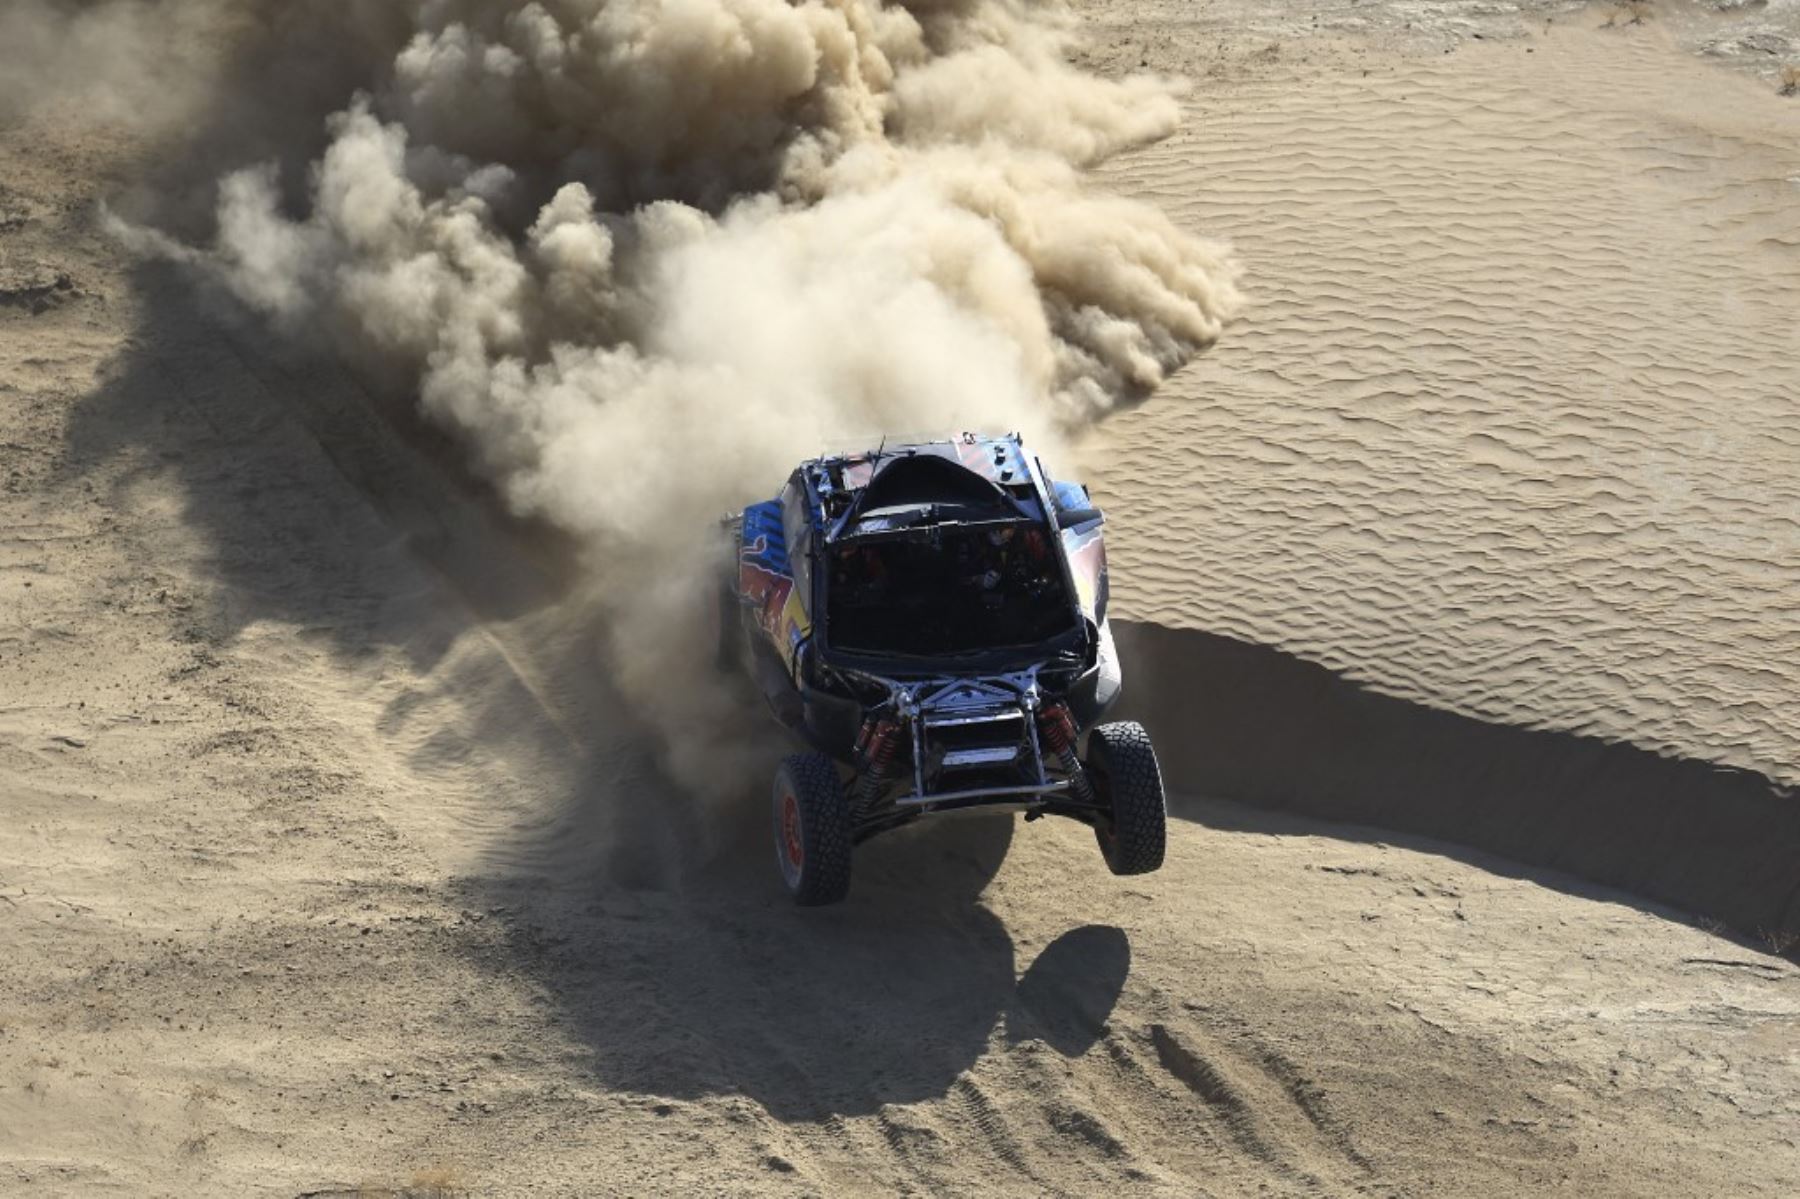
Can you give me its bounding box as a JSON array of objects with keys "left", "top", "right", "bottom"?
[{"left": 75, "top": 0, "right": 1242, "bottom": 792}]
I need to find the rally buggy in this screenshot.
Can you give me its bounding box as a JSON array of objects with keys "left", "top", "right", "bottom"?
[{"left": 720, "top": 434, "right": 1167, "bottom": 905}]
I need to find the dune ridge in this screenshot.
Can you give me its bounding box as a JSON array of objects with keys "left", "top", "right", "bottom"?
[{"left": 1089, "top": 26, "right": 1800, "bottom": 785}]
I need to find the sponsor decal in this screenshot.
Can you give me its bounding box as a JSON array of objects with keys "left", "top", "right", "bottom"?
[{"left": 1060, "top": 523, "right": 1107, "bottom": 620}]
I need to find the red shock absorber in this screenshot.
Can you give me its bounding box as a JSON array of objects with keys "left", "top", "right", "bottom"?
[
  {"left": 852, "top": 717, "right": 902, "bottom": 818},
  {"left": 1037, "top": 703, "right": 1096, "bottom": 803},
  {"left": 1038, "top": 702, "right": 1077, "bottom": 754},
  {"left": 861, "top": 718, "right": 901, "bottom": 774}
]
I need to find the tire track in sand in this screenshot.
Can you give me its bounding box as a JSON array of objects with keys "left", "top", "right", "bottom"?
[{"left": 1146, "top": 1022, "right": 1371, "bottom": 1193}]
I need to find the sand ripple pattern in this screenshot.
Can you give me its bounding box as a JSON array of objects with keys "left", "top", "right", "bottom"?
[{"left": 1089, "top": 31, "right": 1800, "bottom": 783}]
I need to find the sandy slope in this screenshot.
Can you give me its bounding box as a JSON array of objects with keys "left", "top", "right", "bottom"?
[
  {"left": 1085, "top": 8, "right": 1800, "bottom": 784},
  {"left": 4, "top": 2, "right": 1800, "bottom": 1196}
]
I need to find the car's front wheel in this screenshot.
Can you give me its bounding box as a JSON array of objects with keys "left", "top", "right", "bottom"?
[
  {"left": 1086, "top": 721, "right": 1167, "bottom": 876},
  {"left": 772, "top": 753, "right": 853, "bottom": 905}
]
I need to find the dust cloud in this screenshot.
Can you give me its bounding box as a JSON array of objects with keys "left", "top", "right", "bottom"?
[
  {"left": 0, "top": 1, "right": 221, "bottom": 126},
  {"left": 107, "top": 0, "right": 1242, "bottom": 794}
]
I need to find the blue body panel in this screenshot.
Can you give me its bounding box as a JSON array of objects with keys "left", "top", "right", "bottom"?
[{"left": 740, "top": 500, "right": 788, "bottom": 573}]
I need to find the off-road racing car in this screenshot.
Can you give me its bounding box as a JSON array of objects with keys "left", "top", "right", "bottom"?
[{"left": 720, "top": 433, "right": 1167, "bottom": 905}]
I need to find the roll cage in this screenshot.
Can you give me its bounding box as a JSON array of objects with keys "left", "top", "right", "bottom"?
[{"left": 777, "top": 439, "right": 1099, "bottom": 672}]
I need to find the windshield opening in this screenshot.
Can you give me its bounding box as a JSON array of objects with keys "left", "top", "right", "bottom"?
[{"left": 825, "top": 522, "right": 1076, "bottom": 657}]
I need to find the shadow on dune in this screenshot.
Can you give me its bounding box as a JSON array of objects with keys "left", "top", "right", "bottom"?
[
  {"left": 468, "top": 812, "right": 1132, "bottom": 1119},
  {"left": 1114, "top": 620, "right": 1800, "bottom": 950},
  {"left": 69, "top": 259, "right": 1791, "bottom": 1130},
  {"left": 67, "top": 264, "right": 1136, "bottom": 1116},
  {"left": 1006, "top": 923, "right": 1130, "bottom": 1056},
  {"left": 64, "top": 261, "right": 697, "bottom": 885},
  {"left": 65, "top": 263, "right": 578, "bottom": 651}
]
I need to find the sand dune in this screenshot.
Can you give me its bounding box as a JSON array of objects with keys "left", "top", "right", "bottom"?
[
  {"left": 1090, "top": 21, "right": 1800, "bottom": 784},
  {"left": 4, "top": 2, "right": 1800, "bottom": 1196}
]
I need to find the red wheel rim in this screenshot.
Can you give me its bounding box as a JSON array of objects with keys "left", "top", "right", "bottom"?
[{"left": 781, "top": 791, "right": 804, "bottom": 870}]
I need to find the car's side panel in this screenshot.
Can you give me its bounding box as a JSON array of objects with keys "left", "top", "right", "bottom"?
[
  {"left": 1060, "top": 519, "right": 1108, "bottom": 624},
  {"left": 739, "top": 500, "right": 812, "bottom": 674}
]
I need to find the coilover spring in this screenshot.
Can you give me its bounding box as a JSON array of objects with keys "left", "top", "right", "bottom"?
[
  {"left": 863, "top": 719, "right": 901, "bottom": 773},
  {"left": 852, "top": 717, "right": 902, "bottom": 818},
  {"left": 1038, "top": 703, "right": 1077, "bottom": 753},
  {"left": 1038, "top": 703, "right": 1097, "bottom": 804}
]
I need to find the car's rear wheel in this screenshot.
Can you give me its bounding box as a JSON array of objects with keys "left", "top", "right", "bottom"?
[
  {"left": 1086, "top": 721, "right": 1167, "bottom": 876},
  {"left": 772, "top": 753, "right": 853, "bottom": 905}
]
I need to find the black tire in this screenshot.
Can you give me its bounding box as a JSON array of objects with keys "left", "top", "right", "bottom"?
[
  {"left": 772, "top": 753, "right": 853, "bottom": 905},
  {"left": 1085, "top": 722, "right": 1167, "bottom": 876}
]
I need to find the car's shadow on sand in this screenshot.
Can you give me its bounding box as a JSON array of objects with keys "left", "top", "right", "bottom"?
[{"left": 467, "top": 810, "right": 1131, "bottom": 1121}]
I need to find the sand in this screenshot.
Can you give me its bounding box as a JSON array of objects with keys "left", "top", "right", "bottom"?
[
  {"left": 4, "top": 1, "right": 1799, "bottom": 1195},
  {"left": 1081, "top": 2, "right": 1800, "bottom": 948},
  {"left": 1086, "top": 11, "right": 1800, "bottom": 786}
]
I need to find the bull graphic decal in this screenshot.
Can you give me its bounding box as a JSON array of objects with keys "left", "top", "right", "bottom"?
[{"left": 740, "top": 534, "right": 796, "bottom": 645}]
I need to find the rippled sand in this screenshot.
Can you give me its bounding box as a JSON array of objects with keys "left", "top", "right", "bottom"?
[
  {"left": 1088, "top": 23, "right": 1800, "bottom": 783},
  {"left": 5, "top": 4, "right": 1799, "bottom": 1195}
]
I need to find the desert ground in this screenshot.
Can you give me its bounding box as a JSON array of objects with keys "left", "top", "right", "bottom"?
[{"left": 3, "top": 0, "right": 1798, "bottom": 1196}]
